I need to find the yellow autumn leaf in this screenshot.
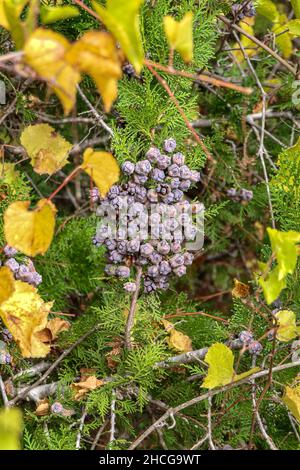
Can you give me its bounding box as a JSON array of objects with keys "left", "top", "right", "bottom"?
[
  {"left": 4, "top": 199, "right": 57, "bottom": 257},
  {"left": 273, "top": 15, "right": 293, "bottom": 59},
  {"left": 20, "top": 124, "right": 72, "bottom": 175},
  {"left": 163, "top": 12, "right": 193, "bottom": 62},
  {"left": 0, "top": 162, "right": 20, "bottom": 185},
  {"left": 202, "top": 343, "right": 259, "bottom": 389},
  {"left": 233, "top": 17, "right": 257, "bottom": 63},
  {"left": 93, "top": 0, "right": 144, "bottom": 73},
  {"left": 275, "top": 310, "right": 300, "bottom": 342},
  {"left": 0, "top": 0, "right": 28, "bottom": 30},
  {"left": 81, "top": 147, "right": 120, "bottom": 197},
  {"left": 0, "top": 407, "right": 23, "bottom": 450},
  {"left": 282, "top": 385, "right": 300, "bottom": 422},
  {"left": 162, "top": 319, "right": 192, "bottom": 353},
  {"left": 66, "top": 31, "right": 122, "bottom": 112},
  {"left": 0, "top": 266, "right": 15, "bottom": 305},
  {"left": 232, "top": 279, "right": 250, "bottom": 298},
  {"left": 24, "top": 28, "right": 80, "bottom": 115},
  {"left": 0, "top": 281, "right": 53, "bottom": 358}
]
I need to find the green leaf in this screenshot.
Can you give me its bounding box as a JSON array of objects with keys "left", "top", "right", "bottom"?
[
  {"left": 40, "top": 5, "right": 80, "bottom": 24},
  {"left": 256, "top": 0, "right": 279, "bottom": 23},
  {"left": 202, "top": 343, "right": 259, "bottom": 389},
  {"left": 92, "top": 0, "right": 144, "bottom": 73},
  {"left": 258, "top": 265, "right": 287, "bottom": 305},
  {"left": 0, "top": 408, "right": 22, "bottom": 450},
  {"left": 291, "top": 0, "right": 300, "bottom": 19},
  {"left": 287, "top": 19, "right": 300, "bottom": 36},
  {"left": 267, "top": 228, "right": 300, "bottom": 280}
]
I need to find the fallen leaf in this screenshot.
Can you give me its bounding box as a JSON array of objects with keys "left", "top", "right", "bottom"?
[
  {"left": 0, "top": 408, "right": 23, "bottom": 450},
  {"left": 232, "top": 279, "right": 249, "bottom": 298},
  {"left": 66, "top": 31, "right": 122, "bottom": 112},
  {"left": 0, "top": 281, "right": 53, "bottom": 358},
  {"left": 35, "top": 399, "right": 50, "bottom": 416},
  {"left": 46, "top": 318, "right": 70, "bottom": 341},
  {"left": 282, "top": 385, "right": 300, "bottom": 422},
  {"left": 81, "top": 148, "right": 120, "bottom": 197},
  {"left": 24, "top": 28, "right": 80, "bottom": 115},
  {"left": 93, "top": 0, "right": 144, "bottom": 73},
  {"left": 20, "top": 124, "right": 72, "bottom": 175},
  {"left": 163, "top": 12, "right": 193, "bottom": 62},
  {"left": 275, "top": 310, "right": 300, "bottom": 342},
  {"left": 4, "top": 198, "right": 57, "bottom": 257},
  {"left": 73, "top": 375, "right": 104, "bottom": 400},
  {"left": 0, "top": 266, "right": 15, "bottom": 305},
  {"left": 202, "top": 343, "right": 259, "bottom": 389}
]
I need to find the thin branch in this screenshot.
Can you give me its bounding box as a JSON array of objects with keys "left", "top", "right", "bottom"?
[
  {"left": 250, "top": 357, "right": 277, "bottom": 450},
  {"left": 207, "top": 396, "right": 215, "bottom": 450},
  {"left": 109, "top": 390, "right": 116, "bottom": 443},
  {"left": 233, "top": 30, "right": 275, "bottom": 229},
  {"left": 124, "top": 266, "right": 143, "bottom": 350},
  {"left": 0, "top": 375, "right": 8, "bottom": 407},
  {"left": 76, "top": 85, "right": 114, "bottom": 136},
  {"left": 91, "top": 419, "right": 109, "bottom": 450},
  {"left": 8, "top": 324, "right": 101, "bottom": 406},
  {"left": 144, "top": 59, "right": 253, "bottom": 95},
  {"left": 128, "top": 360, "right": 300, "bottom": 449},
  {"left": 76, "top": 406, "right": 88, "bottom": 450},
  {"left": 218, "top": 15, "right": 297, "bottom": 76},
  {"left": 145, "top": 62, "right": 214, "bottom": 162}
]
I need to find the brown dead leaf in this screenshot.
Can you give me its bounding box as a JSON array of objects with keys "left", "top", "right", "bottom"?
[
  {"left": 232, "top": 279, "right": 250, "bottom": 298},
  {"left": 73, "top": 375, "right": 104, "bottom": 400},
  {"left": 35, "top": 399, "right": 50, "bottom": 416}
]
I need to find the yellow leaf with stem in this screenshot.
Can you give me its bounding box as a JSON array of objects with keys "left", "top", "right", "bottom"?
[
  {"left": 283, "top": 385, "right": 300, "bottom": 422},
  {"left": 163, "top": 12, "right": 193, "bottom": 62},
  {"left": 0, "top": 281, "right": 53, "bottom": 358},
  {"left": 202, "top": 343, "right": 259, "bottom": 389},
  {"left": 275, "top": 310, "right": 300, "bottom": 342},
  {"left": 66, "top": 31, "right": 122, "bottom": 112},
  {"left": 24, "top": 28, "right": 80, "bottom": 115},
  {"left": 4, "top": 199, "right": 57, "bottom": 257},
  {"left": 93, "top": 0, "right": 144, "bottom": 73},
  {"left": 20, "top": 123, "right": 72, "bottom": 175},
  {"left": 0, "top": 267, "right": 15, "bottom": 305},
  {"left": 81, "top": 148, "right": 120, "bottom": 198},
  {"left": 273, "top": 15, "right": 293, "bottom": 59}
]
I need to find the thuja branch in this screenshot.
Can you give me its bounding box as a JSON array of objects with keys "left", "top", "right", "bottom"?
[
  {"left": 124, "top": 266, "right": 143, "bottom": 350},
  {"left": 129, "top": 359, "right": 300, "bottom": 449},
  {"left": 144, "top": 60, "right": 253, "bottom": 96},
  {"left": 146, "top": 62, "right": 214, "bottom": 162}
]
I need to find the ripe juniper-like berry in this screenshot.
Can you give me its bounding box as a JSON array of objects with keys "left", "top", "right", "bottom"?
[{"left": 93, "top": 138, "right": 201, "bottom": 293}]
